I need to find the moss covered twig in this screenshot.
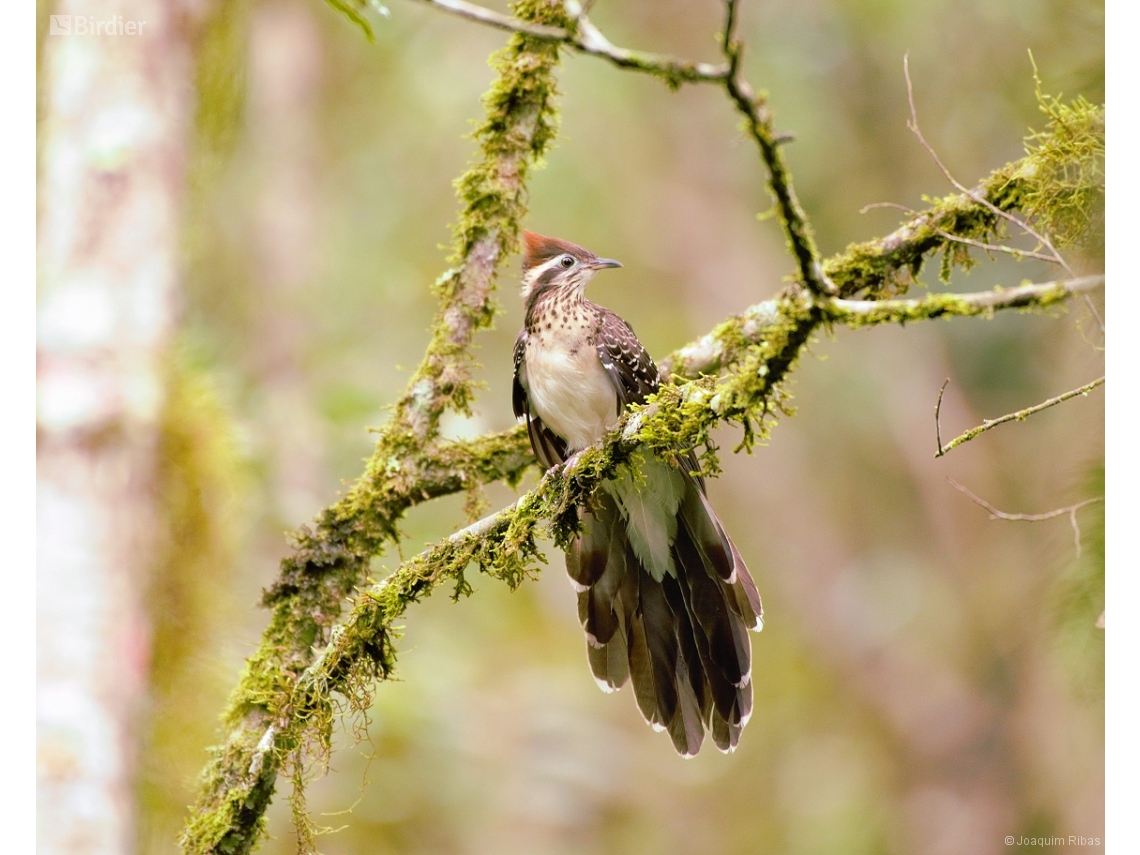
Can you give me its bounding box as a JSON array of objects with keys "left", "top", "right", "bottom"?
[
  {"left": 181, "top": 3, "right": 573, "bottom": 852},
  {"left": 720, "top": 0, "right": 835, "bottom": 298},
  {"left": 826, "top": 167, "right": 1097, "bottom": 300},
  {"left": 936, "top": 373, "right": 1104, "bottom": 457},
  {"left": 185, "top": 1, "right": 1103, "bottom": 848},
  {"left": 253, "top": 271, "right": 1099, "bottom": 818},
  {"left": 905, "top": 56, "right": 1069, "bottom": 272},
  {"left": 829, "top": 80, "right": 1103, "bottom": 298},
  {"left": 408, "top": 0, "right": 1102, "bottom": 305},
  {"left": 824, "top": 274, "right": 1103, "bottom": 325},
  {"left": 662, "top": 275, "right": 1101, "bottom": 384}
]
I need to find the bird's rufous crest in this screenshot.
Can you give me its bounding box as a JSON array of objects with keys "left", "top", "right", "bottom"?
[{"left": 521, "top": 230, "right": 590, "bottom": 271}]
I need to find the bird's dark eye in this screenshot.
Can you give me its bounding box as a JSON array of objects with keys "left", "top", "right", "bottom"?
[{"left": 559, "top": 255, "right": 575, "bottom": 268}]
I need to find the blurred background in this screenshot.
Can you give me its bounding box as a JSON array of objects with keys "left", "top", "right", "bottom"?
[{"left": 37, "top": 0, "right": 1104, "bottom": 853}]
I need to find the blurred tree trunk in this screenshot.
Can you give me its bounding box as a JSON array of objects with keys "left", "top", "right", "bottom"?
[
  {"left": 246, "top": 0, "right": 327, "bottom": 526},
  {"left": 37, "top": 2, "right": 205, "bottom": 852}
]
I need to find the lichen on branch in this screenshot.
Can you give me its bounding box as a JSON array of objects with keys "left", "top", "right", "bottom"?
[
  {"left": 246, "top": 274, "right": 1102, "bottom": 832},
  {"left": 181, "top": 3, "right": 572, "bottom": 852},
  {"left": 826, "top": 93, "right": 1105, "bottom": 298},
  {"left": 181, "top": 1, "right": 1104, "bottom": 850}
]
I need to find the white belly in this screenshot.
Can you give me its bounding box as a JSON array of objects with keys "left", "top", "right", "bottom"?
[{"left": 525, "top": 337, "right": 619, "bottom": 451}]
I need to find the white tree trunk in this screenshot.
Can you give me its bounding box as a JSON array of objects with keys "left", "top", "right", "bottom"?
[{"left": 37, "top": 2, "right": 201, "bottom": 853}]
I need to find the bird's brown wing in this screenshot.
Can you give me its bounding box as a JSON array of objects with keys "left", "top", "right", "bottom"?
[
  {"left": 513, "top": 329, "right": 568, "bottom": 469},
  {"left": 594, "top": 309, "right": 660, "bottom": 410},
  {"left": 593, "top": 311, "right": 710, "bottom": 491},
  {"left": 511, "top": 329, "right": 529, "bottom": 420}
]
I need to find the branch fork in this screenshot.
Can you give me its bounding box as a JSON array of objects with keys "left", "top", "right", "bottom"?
[{"left": 183, "top": 3, "right": 1105, "bottom": 852}]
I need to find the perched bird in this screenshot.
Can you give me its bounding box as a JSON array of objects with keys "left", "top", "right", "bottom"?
[{"left": 512, "top": 231, "right": 763, "bottom": 756}]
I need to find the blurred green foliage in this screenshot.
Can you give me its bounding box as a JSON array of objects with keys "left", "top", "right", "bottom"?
[
  {"left": 138, "top": 1, "right": 1103, "bottom": 853},
  {"left": 139, "top": 348, "right": 247, "bottom": 855},
  {"left": 1053, "top": 463, "right": 1105, "bottom": 704}
]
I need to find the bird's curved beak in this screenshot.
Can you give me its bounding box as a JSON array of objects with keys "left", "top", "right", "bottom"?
[{"left": 591, "top": 258, "right": 623, "bottom": 270}]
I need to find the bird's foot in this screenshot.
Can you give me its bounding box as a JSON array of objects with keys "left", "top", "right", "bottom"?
[{"left": 559, "top": 449, "right": 586, "bottom": 475}]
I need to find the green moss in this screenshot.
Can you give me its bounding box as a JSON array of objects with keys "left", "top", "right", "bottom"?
[
  {"left": 182, "top": 5, "right": 571, "bottom": 852},
  {"left": 1019, "top": 78, "right": 1105, "bottom": 250},
  {"left": 824, "top": 92, "right": 1105, "bottom": 299},
  {"left": 183, "top": 24, "right": 1104, "bottom": 848}
]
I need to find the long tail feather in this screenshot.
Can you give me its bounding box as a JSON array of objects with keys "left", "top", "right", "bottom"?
[
  {"left": 566, "top": 493, "right": 619, "bottom": 590},
  {"left": 673, "top": 550, "right": 750, "bottom": 742},
  {"left": 674, "top": 524, "right": 748, "bottom": 687},
  {"left": 586, "top": 621, "right": 629, "bottom": 692},
  {"left": 680, "top": 486, "right": 735, "bottom": 581},
  {"left": 661, "top": 574, "right": 710, "bottom": 718},
  {"left": 694, "top": 489, "right": 764, "bottom": 630},
  {"left": 566, "top": 454, "right": 763, "bottom": 756},
  {"left": 637, "top": 565, "right": 680, "bottom": 728},
  {"left": 628, "top": 610, "right": 661, "bottom": 729}
]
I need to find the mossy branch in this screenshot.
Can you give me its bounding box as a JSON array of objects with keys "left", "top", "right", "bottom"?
[
  {"left": 720, "top": 0, "right": 835, "bottom": 299},
  {"left": 183, "top": 1, "right": 1104, "bottom": 851},
  {"left": 936, "top": 373, "right": 1105, "bottom": 457},
  {"left": 238, "top": 274, "right": 1101, "bottom": 828},
  {"left": 181, "top": 108, "right": 1103, "bottom": 855},
  {"left": 828, "top": 81, "right": 1103, "bottom": 298},
  {"left": 410, "top": 0, "right": 1101, "bottom": 304},
  {"left": 824, "top": 275, "right": 1103, "bottom": 325},
  {"left": 181, "top": 3, "right": 572, "bottom": 852}
]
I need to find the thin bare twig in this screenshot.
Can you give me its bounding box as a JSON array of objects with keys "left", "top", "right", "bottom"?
[
  {"left": 903, "top": 55, "right": 1075, "bottom": 279},
  {"left": 412, "top": 0, "right": 566, "bottom": 38},
  {"left": 1082, "top": 293, "right": 1106, "bottom": 334},
  {"left": 936, "top": 375, "right": 1104, "bottom": 457},
  {"left": 409, "top": 0, "right": 730, "bottom": 83},
  {"left": 859, "top": 201, "right": 918, "bottom": 215},
  {"left": 935, "top": 378, "right": 950, "bottom": 456},
  {"left": 948, "top": 479, "right": 1103, "bottom": 557},
  {"left": 933, "top": 230, "right": 1063, "bottom": 265}
]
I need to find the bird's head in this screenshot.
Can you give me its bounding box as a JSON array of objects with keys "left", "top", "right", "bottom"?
[{"left": 520, "top": 230, "right": 622, "bottom": 307}]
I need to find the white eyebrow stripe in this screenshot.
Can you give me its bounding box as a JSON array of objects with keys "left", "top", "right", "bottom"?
[{"left": 521, "top": 255, "right": 569, "bottom": 302}]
